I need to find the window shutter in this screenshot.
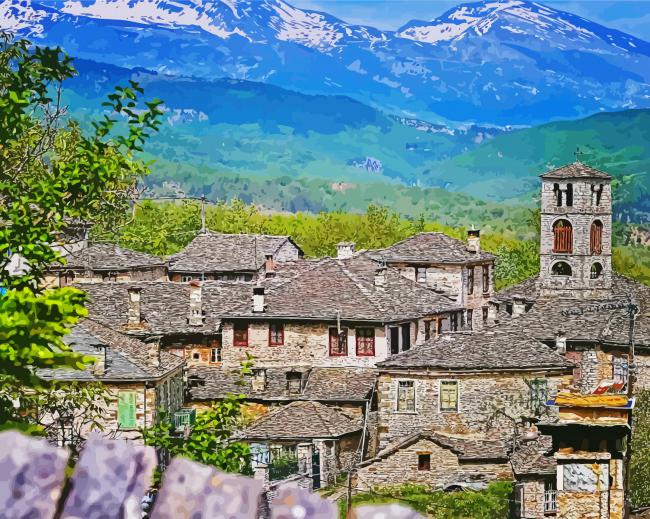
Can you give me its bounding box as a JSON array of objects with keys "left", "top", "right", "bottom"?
[{"left": 118, "top": 391, "right": 137, "bottom": 429}]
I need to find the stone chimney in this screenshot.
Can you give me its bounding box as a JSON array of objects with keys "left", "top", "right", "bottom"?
[
  {"left": 188, "top": 280, "right": 203, "bottom": 326},
  {"left": 92, "top": 344, "right": 107, "bottom": 376},
  {"left": 336, "top": 242, "right": 355, "bottom": 260},
  {"left": 512, "top": 297, "right": 527, "bottom": 317},
  {"left": 127, "top": 287, "right": 142, "bottom": 327},
  {"left": 251, "top": 368, "right": 267, "bottom": 392},
  {"left": 145, "top": 338, "right": 161, "bottom": 368},
  {"left": 253, "top": 286, "right": 265, "bottom": 313},
  {"left": 264, "top": 254, "right": 275, "bottom": 278},
  {"left": 374, "top": 267, "right": 387, "bottom": 287},
  {"left": 467, "top": 229, "right": 481, "bottom": 253},
  {"left": 555, "top": 331, "right": 567, "bottom": 353}
]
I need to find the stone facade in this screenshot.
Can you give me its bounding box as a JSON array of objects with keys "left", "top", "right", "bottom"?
[
  {"left": 356, "top": 437, "right": 511, "bottom": 491},
  {"left": 539, "top": 177, "right": 612, "bottom": 298},
  {"left": 376, "top": 371, "right": 569, "bottom": 449}
]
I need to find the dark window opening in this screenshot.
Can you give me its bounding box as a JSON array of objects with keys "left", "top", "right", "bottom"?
[
  {"left": 424, "top": 321, "right": 431, "bottom": 341},
  {"left": 329, "top": 328, "right": 348, "bottom": 356},
  {"left": 590, "top": 262, "right": 603, "bottom": 279},
  {"left": 590, "top": 220, "right": 603, "bottom": 254},
  {"left": 482, "top": 265, "right": 490, "bottom": 293},
  {"left": 551, "top": 261, "right": 572, "bottom": 276},
  {"left": 401, "top": 323, "right": 411, "bottom": 351},
  {"left": 102, "top": 271, "right": 118, "bottom": 282},
  {"left": 60, "top": 270, "right": 75, "bottom": 288},
  {"left": 286, "top": 372, "right": 303, "bottom": 395},
  {"left": 356, "top": 328, "right": 375, "bottom": 356},
  {"left": 553, "top": 220, "right": 573, "bottom": 253},
  {"left": 418, "top": 453, "right": 431, "bottom": 471},
  {"left": 390, "top": 327, "right": 400, "bottom": 355},
  {"left": 192, "top": 351, "right": 200, "bottom": 360},
  {"left": 565, "top": 183, "right": 573, "bottom": 207},
  {"left": 466, "top": 310, "right": 473, "bottom": 331},
  {"left": 450, "top": 313, "right": 459, "bottom": 332},
  {"left": 467, "top": 267, "right": 474, "bottom": 295},
  {"left": 553, "top": 183, "right": 562, "bottom": 207},
  {"left": 482, "top": 306, "right": 489, "bottom": 324},
  {"left": 269, "top": 323, "right": 284, "bottom": 346},
  {"left": 234, "top": 323, "right": 249, "bottom": 347}
]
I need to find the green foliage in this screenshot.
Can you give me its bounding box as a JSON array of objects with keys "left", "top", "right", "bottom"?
[
  {"left": 0, "top": 33, "right": 162, "bottom": 429},
  {"left": 338, "top": 482, "right": 512, "bottom": 518},
  {"left": 630, "top": 390, "right": 650, "bottom": 508},
  {"left": 142, "top": 356, "right": 254, "bottom": 476}
]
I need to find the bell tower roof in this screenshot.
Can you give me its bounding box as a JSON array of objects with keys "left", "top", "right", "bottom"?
[{"left": 540, "top": 162, "right": 612, "bottom": 180}]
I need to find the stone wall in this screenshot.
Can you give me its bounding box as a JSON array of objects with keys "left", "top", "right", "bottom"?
[
  {"left": 356, "top": 437, "right": 511, "bottom": 491},
  {"left": 274, "top": 241, "right": 302, "bottom": 262},
  {"left": 517, "top": 478, "right": 549, "bottom": 518},
  {"left": 221, "top": 321, "right": 388, "bottom": 368},
  {"left": 377, "top": 371, "right": 568, "bottom": 449}
]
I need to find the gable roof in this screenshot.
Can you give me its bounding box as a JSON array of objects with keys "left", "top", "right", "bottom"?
[
  {"left": 82, "top": 281, "right": 251, "bottom": 336},
  {"left": 239, "top": 401, "right": 362, "bottom": 440},
  {"left": 224, "top": 255, "right": 460, "bottom": 322},
  {"left": 510, "top": 436, "right": 556, "bottom": 476},
  {"left": 39, "top": 319, "right": 183, "bottom": 382},
  {"left": 540, "top": 162, "right": 612, "bottom": 180},
  {"left": 368, "top": 232, "right": 495, "bottom": 265},
  {"left": 378, "top": 325, "right": 573, "bottom": 371},
  {"left": 168, "top": 232, "right": 301, "bottom": 273},
  {"left": 52, "top": 243, "right": 165, "bottom": 271}
]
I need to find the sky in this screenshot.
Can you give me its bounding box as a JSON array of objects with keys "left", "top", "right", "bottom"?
[{"left": 291, "top": 1, "right": 650, "bottom": 40}]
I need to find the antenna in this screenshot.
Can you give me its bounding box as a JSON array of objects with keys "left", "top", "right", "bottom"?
[
  {"left": 574, "top": 147, "right": 583, "bottom": 163},
  {"left": 200, "top": 195, "right": 206, "bottom": 234}
]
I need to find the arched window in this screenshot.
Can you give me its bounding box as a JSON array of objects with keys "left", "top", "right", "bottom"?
[
  {"left": 590, "top": 263, "right": 603, "bottom": 279},
  {"left": 553, "top": 183, "right": 562, "bottom": 207},
  {"left": 566, "top": 183, "right": 573, "bottom": 207},
  {"left": 551, "top": 261, "right": 572, "bottom": 276},
  {"left": 590, "top": 220, "right": 603, "bottom": 254},
  {"left": 553, "top": 219, "right": 573, "bottom": 253}
]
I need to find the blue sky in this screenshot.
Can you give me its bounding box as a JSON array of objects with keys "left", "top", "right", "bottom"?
[{"left": 291, "top": 1, "right": 650, "bottom": 40}]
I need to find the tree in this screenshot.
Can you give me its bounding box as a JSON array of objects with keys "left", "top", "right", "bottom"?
[
  {"left": 0, "top": 33, "right": 162, "bottom": 430},
  {"left": 630, "top": 389, "right": 650, "bottom": 508}
]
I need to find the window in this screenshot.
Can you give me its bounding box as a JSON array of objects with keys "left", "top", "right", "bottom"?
[
  {"left": 438, "top": 317, "right": 450, "bottom": 333},
  {"left": 181, "top": 275, "right": 193, "bottom": 282},
  {"left": 234, "top": 323, "right": 249, "bottom": 347},
  {"left": 590, "top": 262, "right": 603, "bottom": 279},
  {"left": 553, "top": 220, "right": 573, "bottom": 253},
  {"left": 286, "top": 372, "right": 303, "bottom": 396},
  {"left": 210, "top": 347, "right": 221, "bottom": 363},
  {"left": 418, "top": 453, "right": 431, "bottom": 471},
  {"left": 590, "top": 220, "right": 603, "bottom": 254},
  {"left": 466, "top": 310, "right": 473, "bottom": 331},
  {"left": 329, "top": 328, "right": 348, "bottom": 356},
  {"left": 467, "top": 267, "right": 474, "bottom": 295},
  {"left": 356, "top": 328, "right": 375, "bottom": 356},
  {"left": 439, "top": 380, "right": 458, "bottom": 412},
  {"left": 544, "top": 480, "right": 557, "bottom": 513},
  {"left": 424, "top": 321, "right": 431, "bottom": 341},
  {"left": 269, "top": 323, "right": 284, "bottom": 346},
  {"left": 612, "top": 355, "right": 628, "bottom": 389},
  {"left": 566, "top": 183, "right": 573, "bottom": 207},
  {"left": 528, "top": 378, "right": 548, "bottom": 415},
  {"left": 553, "top": 183, "right": 562, "bottom": 207},
  {"left": 401, "top": 323, "right": 411, "bottom": 351},
  {"left": 482, "top": 306, "right": 489, "bottom": 324},
  {"left": 56, "top": 424, "right": 74, "bottom": 448},
  {"left": 450, "top": 313, "right": 458, "bottom": 332},
  {"left": 117, "top": 391, "right": 137, "bottom": 429},
  {"left": 551, "top": 261, "right": 572, "bottom": 276},
  {"left": 192, "top": 351, "right": 200, "bottom": 360},
  {"left": 102, "top": 271, "right": 117, "bottom": 282},
  {"left": 397, "top": 380, "right": 415, "bottom": 412},
  {"left": 482, "top": 265, "right": 490, "bottom": 293},
  {"left": 59, "top": 271, "right": 75, "bottom": 288},
  {"left": 592, "top": 183, "right": 603, "bottom": 206},
  {"left": 416, "top": 267, "right": 427, "bottom": 283}
]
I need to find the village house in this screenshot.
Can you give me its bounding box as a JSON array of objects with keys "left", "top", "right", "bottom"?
[
  {"left": 167, "top": 231, "right": 303, "bottom": 282},
  {"left": 39, "top": 318, "right": 184, "bottom": 445},
  {"left": 44, "top": 242, "right": 168, "bottom": 287},
  {"left": 366, "top": 229, "right": 495, "bottom": 330}
]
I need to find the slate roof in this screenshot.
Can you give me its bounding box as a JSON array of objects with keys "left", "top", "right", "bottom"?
[
  {"left": 39, "top": 319, "right": 184, "bottom": 382},
  {"left": 361, "top": 430, "right": 509, "bottom": 466},
  {"left": 540, "top": 162, "right": 612, "bottom": 180},
  {"left": 51, "top": 243, "right": 165, "bottom": 271},
  {"left": 378, "top": 324, "right": 573, "bottom": 371},
  {"left": 187, "top": 366, "right": 376, "bottom": 403},
  {"left": 239, "top": 401, "right": 362, "bottom": 440},
  {"left": 510, "top": 436, "right": 556, "bottom": 476},
  {"left": 82, "top": 281, "right": 251, "bottom": 336},
  {"left": 168, "top": 232, "right": 302, "bottom": 273},
  {"left": 224, "top": 255, "right": 460, "bottom": 322},
  {"left": 368, "top": 232, "right": 495, "bottom": 264}
]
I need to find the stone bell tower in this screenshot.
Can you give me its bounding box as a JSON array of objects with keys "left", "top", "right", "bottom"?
[{"left": 539, "top": 161, "right": 613, "bottom": 299}]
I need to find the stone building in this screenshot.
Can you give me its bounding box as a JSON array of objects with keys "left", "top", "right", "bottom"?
[
  {"left": 511, "top": 436, "right": 558, "bottom": 517},
  {"left": 356, "top": 431, "right": 511, "bottom": 492},
  {"left": 367, "top": 230, "right": 495, "bottom": 330},
  {"left": 44, "top": 243, "right": 168, "bottom": 287},
  {"left": 167, "top": 231, "right": 303, "bottom": 282},
  {"left": 39, "top": 319, "right": 184, "bottom": 444}
]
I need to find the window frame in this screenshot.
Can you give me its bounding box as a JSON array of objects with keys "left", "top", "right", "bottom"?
[
  {"left": 424, "top": 320, "right": 431, "bottom": 341},
  {"left": 439, "top": 380, "right": 459, "bottom": 413},
  {"left": 590, "top": 220, "right": 603, "bottom": 255},
  {"left": 552, "top": 219, "right": 573, "bottom": 254},
  {"left": 233, "top": 322, "right": 249, "bottom": 347},
  {"left": 466, "top": 309, "right": 473, "bottom": 331},
  {"left": 482, "top": 265, "right": 490, "bottom": 293},
  {"left": 269, "top": 322, "right": 285, "bottom": 346},
  {"left": 467, "top": 266, "right": 474, "bottom": 295},
  {"left": 210, "top": 347, "right": 222, "bottom": 363},
  {"left": 355, "top": 327, "right": 376, "bottom": 356},
  {"left": 416, "top": 266, "right": 427, "bottom": 283},
  {"left": 417, "top": 453, "right": 431, "bottom": 471},
  {"left": 329, "top": 327, "right": 348, "bottom": 356},
  {"left": 117, "top": 390, "right": 137, "bottom": 430},
  {"left": 396, "top": 379, "right": 416, "bottom": 413}
]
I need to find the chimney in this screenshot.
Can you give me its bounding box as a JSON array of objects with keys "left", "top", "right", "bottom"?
[
  {"left": 92, "top": 344, "right": 107, "bottom": 376},
  {"left": 251, "top": 368, "right": 267, "bottom": 392},
  {"left": 253, "top": 286, "right": 265, "bottom": 313},
  {"left": 555, "top": 331, "right": 567, "bottom": 353},
  {"left": 188, "top": 280, "right": 204, "bottom": 326},
  {"left": 127, "top": 287, "right": 142, "bottom": 327},
  {"left": 145, "top": 338, "right": 161, "bottom": 368},
  {"left": 374, "top": 267, "right": 387, "bottom": 287},
  {"left": 336, "top": 242, "right": 355, "bottom": 260},
  {"left": 467, "top": 229, "right": 481, "bottom": 253},
  {"left": 264, "top": 254, "right": 275, "bottom": 278},
  {"left": 512, "top": 297, "right": 527, "bottom": 317}
]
